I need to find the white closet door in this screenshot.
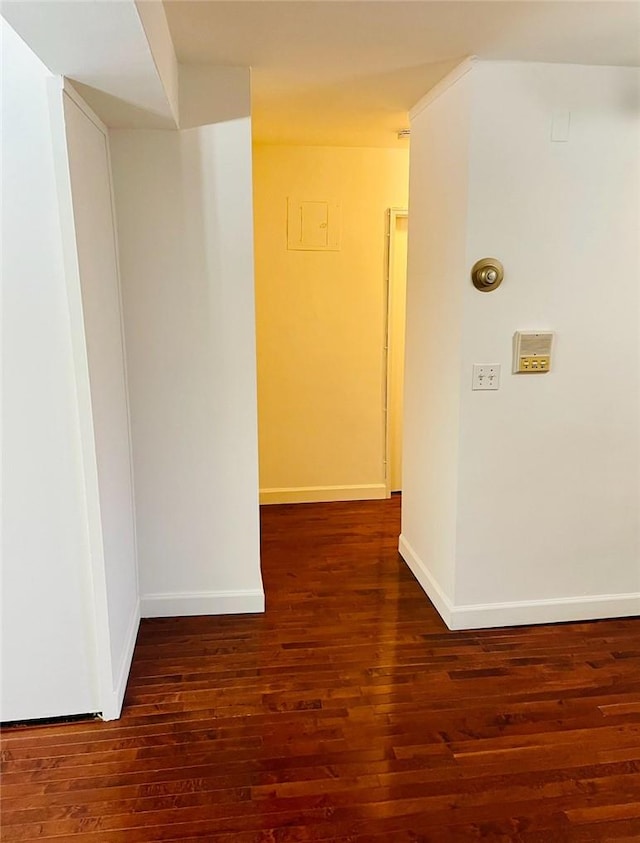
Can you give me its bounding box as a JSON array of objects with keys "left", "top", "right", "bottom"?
[{"left": 64, "top": 92, "right": 138, "bottom": 713}]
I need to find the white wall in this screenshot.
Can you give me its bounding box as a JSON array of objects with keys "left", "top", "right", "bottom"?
[
  {"left": 110, "top": 115, "right": 264, "bottom": 617},
  {"left": 400, "top": 66, "right": 472, "bottom": 607},
  {"left": 1, "top": 21, "right": 100, "bottom": 720},
  {"left": 402, "top": 60, "right": 640, "bottom": 629},
  {"left": 456, "top": 62, "right": 640, "bottom": 618}
]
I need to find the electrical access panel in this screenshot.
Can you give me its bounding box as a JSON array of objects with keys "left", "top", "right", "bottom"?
[
  {"left": 287, "top": 197, "right": 340, "bottom": 251},
  {"left": 513, "top": 331, "right": 554, "bottom": 374}
]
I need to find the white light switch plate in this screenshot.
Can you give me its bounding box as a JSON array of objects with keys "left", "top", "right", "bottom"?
[{"left": 472, "top": 364, "right": 500, "bottom": 390}]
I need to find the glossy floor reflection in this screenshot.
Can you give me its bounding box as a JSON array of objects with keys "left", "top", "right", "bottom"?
[{"left": 2, "top": 497, "right": 640, "bottom": 841}]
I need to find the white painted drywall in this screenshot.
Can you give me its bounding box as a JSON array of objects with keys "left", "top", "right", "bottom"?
[
  {"left": 109, "top": 116, "right": 264, "bottom": 617},
  {"left": 62, "top": 90, "right": 140, "bottom": 706},
  {"left": 402, "top": 60, "right": 640, "bottom": 628},
  {"left": 135, "top": 0, "right": 179, "bottom": 124},
  {"left": 1, "top": 21, "right": 100, "bottom": 720},
  {"left": 456, "top": 62, "right": 640, "bottom": 609},
  {"left": 179, "top": 65, "right": 250, "bottom": 130},
  {"left": 401, "top": 66, "right": 473, "bottom": 606},
  {"left": 2, "top": 0, "right": 176, "bottom": 128}
]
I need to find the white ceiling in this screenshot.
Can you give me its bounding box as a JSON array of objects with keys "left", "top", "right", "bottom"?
[{"left": 163, "top": 1, "right": 640, "bottom": 147}]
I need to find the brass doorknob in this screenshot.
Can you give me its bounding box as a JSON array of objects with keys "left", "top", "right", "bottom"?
[{"left": 471, "top": 258, "right": 504, "bottom": 291}]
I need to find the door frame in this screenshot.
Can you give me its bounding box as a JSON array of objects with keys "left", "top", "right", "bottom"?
[{"left": 384, "top": 207, "right": 408, "bottom": 498}]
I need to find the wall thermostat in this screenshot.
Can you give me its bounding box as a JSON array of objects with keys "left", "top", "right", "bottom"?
[{"left": 513, "top": 331, "right": 554, "bottom": 373}]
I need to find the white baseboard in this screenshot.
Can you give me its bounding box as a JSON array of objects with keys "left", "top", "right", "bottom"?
[
  {"left": 450, "top": 592, "right": 640, "bottom": 630},
  {"left": 260, "top": 484, "right": 387, "bottom": 505},
  {"left": 398, "top": 535, "right": 454, "bottom": 628},
  {"left": 399, "top": 534, "right": 640, "bottom": 631},
  {"left": 100, "top": 598, "right": 140, "bottom": 721},
  {"left": 140, "top": 589, "right": 265, "bottom": 619}
]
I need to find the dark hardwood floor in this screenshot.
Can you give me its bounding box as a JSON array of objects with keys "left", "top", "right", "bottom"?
[{"left": 2, "top": 497, "right": 640, "bottom": 841}]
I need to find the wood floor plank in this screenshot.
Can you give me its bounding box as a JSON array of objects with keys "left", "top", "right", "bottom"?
[{"left": 2, "top": 497, "right": 639, "bottom": 841}]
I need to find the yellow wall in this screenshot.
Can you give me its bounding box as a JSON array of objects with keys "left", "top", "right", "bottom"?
[{"left": 253, "top": 144, "right": 409, "bottom": 503}]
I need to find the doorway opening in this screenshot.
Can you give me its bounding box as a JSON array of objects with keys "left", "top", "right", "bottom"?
[{"left": 252, "top": 145, "right": 410, "bottom": 510}]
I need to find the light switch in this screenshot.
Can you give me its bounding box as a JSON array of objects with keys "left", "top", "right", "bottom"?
[
  {"left": 551, "top": 110, "right": 571, "bottom": 142},
  {"left": 472, "top": 364, "right": 500, "bottom": 391}
]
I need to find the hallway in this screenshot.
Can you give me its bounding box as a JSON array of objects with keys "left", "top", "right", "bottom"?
[{"left": 2, "top": 497, "right": 640, "bottom": 840}]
